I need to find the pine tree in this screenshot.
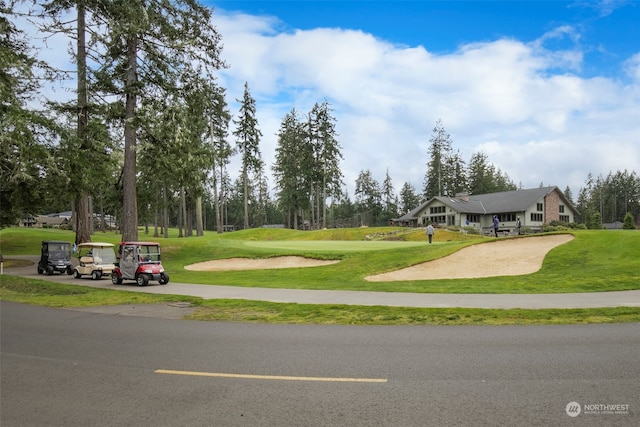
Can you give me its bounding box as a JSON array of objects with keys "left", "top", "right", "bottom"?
[
  {"left": 273, "top": 108, "right": 310, "bottom": 229},
  {"left": 85, "top": 0, "right": 224, "bottom": 241},
  {"left": 208, "top": 87, "right": 233, "bottom": 234},
  {"left": 424, "top": 119, "right": 454, "bottom": 198},
  {"left": 0, "top": 3, "right": 58, "bottom": 227},
  {"left": 233, "top": 82, "right": 263, "bottom": 229},
  {"left": 399, "top": 182, "right": 420, "bottom": 214},
  {"left": 355, "top": 169, "right": 382, "bottom": 225},
  {"left": 307, "top": 101, "right": 343, "bottom": 228}
]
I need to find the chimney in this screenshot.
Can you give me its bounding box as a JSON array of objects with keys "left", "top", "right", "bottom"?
[{"left": 456, "top": 192, "right": 469, "bottom": 202}]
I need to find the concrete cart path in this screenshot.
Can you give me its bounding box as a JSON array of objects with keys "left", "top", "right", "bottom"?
[{"left": 3, "top": 256, "right": 640, "bottom": 309}]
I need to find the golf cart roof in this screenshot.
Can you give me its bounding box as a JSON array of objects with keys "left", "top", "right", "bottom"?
[
  {"left": 77, "top": 242, "right": 114, "bottom": 248},
  {"left": 43, "top": 240, "right": 70, "bottom": 244},
  {"left": 119, "top": 241, "right": 160, "bottom": 246}
]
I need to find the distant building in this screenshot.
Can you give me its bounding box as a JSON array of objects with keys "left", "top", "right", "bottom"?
[
  {"left": 602, "top": 221, "right": 624, "bottom": 230},
  {"left": 20, "top": 213, "right": 70, "bottom": 228},
  {"left": 392, "top": 186, "right": 577, "bottom": 233}
]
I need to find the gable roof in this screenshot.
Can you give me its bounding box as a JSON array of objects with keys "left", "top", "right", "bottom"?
[
  {"left": 395, "top": 186, "right": 576, "bottom": 221},
  {"left": 438, "top": 186, "right": 568, "bottom": 214}
]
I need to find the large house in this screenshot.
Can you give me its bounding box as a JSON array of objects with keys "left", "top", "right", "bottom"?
[{"left": 393, "top": 186, "right": 577, "bottom": 233}]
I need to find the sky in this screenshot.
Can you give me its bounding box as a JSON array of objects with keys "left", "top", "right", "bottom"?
[{"left": 202, "top": 0, "right": 640, "bottom": 199}]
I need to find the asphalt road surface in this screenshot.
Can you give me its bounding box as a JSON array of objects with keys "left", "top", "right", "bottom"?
[{"left": 1, "top": 301, "right": 638, "bottom": 426}]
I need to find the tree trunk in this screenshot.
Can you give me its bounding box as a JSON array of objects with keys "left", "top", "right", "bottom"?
[
  {"left": 196, "top": 195, "right": 205, "bottom": 235},
  {"left": 163, "top": 184, "right": 169, "bottom": 238},
  {"left": 153, "top": 207, "right": 159, "bottom": 238},
  {"left": 322, "top": 173, "right": 327, "bottom": 229},
  {"left": 74, "top": 5, "right": 91, "bottom": 244},
  {"left": 74, "top": 195, "right": 91, "bottom": 244},
  {"left": 178, "top": 187, "right": 185, "bottom": 237},
  {"left": 213, "top": 166, "right": 222, "bottom": 233},
  {"left": 121, "top": 36, "right": 139, "bottom": 242},
  {"left": 186, "top": 203, "right": 193, "bottom": 236},
  {"left": 243, "top": 167, "right": 249, "bottom": 229}
]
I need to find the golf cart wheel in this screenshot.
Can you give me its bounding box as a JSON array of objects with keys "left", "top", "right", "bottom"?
[
  {"left": 91, "top": 270, "right": 102, "bottom": 280},
  {"left": 37, "top": 266, "right": 43, "bottom": 275},
  {"left": 73, "top": 269, "right": 81, "bottom": 279},
  {"left": 46, "top": 266, "right": 54, "bottom": 276},
  {"left": 159, "top": 273, "right": 169, "bottom": 285},
  {"left": 66, "top": 266, "right": 73, "bottom": 275},
  {"left": 111, "top": 273, "right": 123, "bottom": 285},
  {"left": 136, "top": 274, "right": 149, "bottom": 287}
]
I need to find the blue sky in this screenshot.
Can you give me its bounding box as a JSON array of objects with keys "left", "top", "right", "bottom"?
[
  {"left": 203, "top": 0, "right": 639, "bottom": 200},
  {"left": 211, "top": 1, "right": 637, "bottom": 69}
]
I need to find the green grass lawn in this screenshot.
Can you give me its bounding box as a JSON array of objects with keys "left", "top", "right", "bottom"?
[
  {"left": 1, "top": 226, "right": 639, "bottom": 294},
  {"left": 2, "top": 276, "right": 639, "bottom": 325},
  {"left": 1, "top": 226, "right": 639, "bottom": 325}
]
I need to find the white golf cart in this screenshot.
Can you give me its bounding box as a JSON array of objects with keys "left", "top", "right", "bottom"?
[{"left": 73, "top": 242, "right": 117, "bottom": 280}]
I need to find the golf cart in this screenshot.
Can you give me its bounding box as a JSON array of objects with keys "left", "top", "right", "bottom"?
[
  {"left": 73, "top": 242, "right": 117, "bottom": 280},
  {"left": 111, "top": 241, "right": 169, "bottom": 286},
  {"left": 37, "top": 240, "right": 73, "bottom": 275}
]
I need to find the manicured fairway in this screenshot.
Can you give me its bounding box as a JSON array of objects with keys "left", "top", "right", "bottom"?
[{"left": 242, "top": 240, "right": 426, "bottom": 252}]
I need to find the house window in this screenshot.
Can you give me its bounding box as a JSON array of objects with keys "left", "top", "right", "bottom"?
[
  {"left": 430, "top": 215, "right": 446, "bottom": 225},
  {"left": 430, "top": 206, "right": 445, "bottom": 214},
  {"left": 500, "top": 213, "right": 517, "bottom": 222},
  {"left": 559, "top": 215, "right": 570, "bottom": 223},
  {"left": 531, "top": 213, "right": 543, "bottom": 222},
  {"left": 559, "top": 205, "right": 565, "bottom": 213},
  {"left": 536, "top": 203, "right": 543, "bottom": 211},
  {"left": 467, "top": 214, "right": 480, "bottom": 223}
]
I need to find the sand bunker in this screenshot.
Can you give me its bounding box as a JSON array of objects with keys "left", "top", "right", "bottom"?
[
  {"left": 184, "top": 235, "right": 573, "bottom": 280},
  {"left": 185, "top": 256, "right": 339, "bottom": 271},
  {"left": 365, "top": 234, "right": 574, "bottom": 282}
]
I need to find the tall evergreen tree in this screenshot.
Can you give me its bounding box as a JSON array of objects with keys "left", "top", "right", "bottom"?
[
  {"left": 84, "top": 0, "right": 225, "bottom": 241},
  {"left": 381, "top": 168, "right": 398, "bottom": 221},
  {"left": 467, "top": 151, "right": 516, "bottom": 194},
  {"left": 424, "top": 119, "right": 454, "bottom": 198},
  {"left": 355, "top": 169, "right": 382, "bottom": 225},
  {"left": 208, "top": 86, "right": 233, "bottom": 234},
  {"left": 272, "top": 108, "right": 310, "bottom": 229},
  {"left": 233, "top": 82, "right": 263, "bottom": 229},
  {"left": 0, "top": 3, "right": 57, "bottom": 227},
  {"left": 399, "top": 182, "right": 420, "bottom": 214},
  {"left": 307, "top": 101, "right": 343, "bottom": 228}
]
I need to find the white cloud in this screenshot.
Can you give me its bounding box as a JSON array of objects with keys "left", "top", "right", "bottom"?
[
  {"left": 624, "top": 53, "right": 640, "bottom": 81},
  {"left": 213, "top": 10, "right": 640, "bottom": 198}
]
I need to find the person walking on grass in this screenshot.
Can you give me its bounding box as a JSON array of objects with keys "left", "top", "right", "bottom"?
[
  {"left": 492, "top": 215, "right": 499, "bottom": 237},
  {"left": 426, "top": 222, "right": 435, "bottom": 244}
]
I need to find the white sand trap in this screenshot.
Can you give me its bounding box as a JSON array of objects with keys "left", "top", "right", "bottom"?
[
  {"left": 185, "top": 256, "right": 339, "bottom": 271},
  {"left": 365, "top": 234, "right": 574, "bottom": 282}
]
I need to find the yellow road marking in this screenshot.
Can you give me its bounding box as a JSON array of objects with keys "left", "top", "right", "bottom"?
[{"left": 155, "top": 369, "right": 387, "bottom": 383}]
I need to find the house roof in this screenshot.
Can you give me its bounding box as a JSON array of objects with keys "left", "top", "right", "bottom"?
[{"left": 394, "top": 186, "right": 576, "bottom": 221}]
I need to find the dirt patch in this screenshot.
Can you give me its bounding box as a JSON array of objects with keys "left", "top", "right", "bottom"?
[
  {"left": 185, "top": 256, "right": 339, "bottom": 271},
  {"left": 365, "top": 234, "right": 574, "bottom": 282}
]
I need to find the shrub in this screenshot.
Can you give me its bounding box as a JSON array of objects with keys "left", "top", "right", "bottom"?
[
  {"left": 623, "top": 212, "right": 636, "bottom": 230},
  {"left": 462, "top": 226, "right": 480, "bottom": 235}
]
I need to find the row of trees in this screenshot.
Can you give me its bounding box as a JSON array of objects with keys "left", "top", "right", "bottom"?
[
  {"left": 2, "top": 2, "right": 637, "bottom": 240},
  {"left": 2, "top": 0, "right": 230, "bottom": 244},
  {"left": 272, "top": 103, "right": 343, "bottom": 229},
  {"left": 574, "top": 170, "right": 640, "bottom": 228},
  {"left": 423, "top": 119, "right": 517, "bottom": 199}
]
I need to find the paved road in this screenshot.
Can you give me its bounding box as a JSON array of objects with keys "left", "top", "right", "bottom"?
[
  {"left": 3, "top": 256, "right": 640, "bottom": 309},
  {"left": 2, "top": 301, "right": 638, "bottom": 427}
]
